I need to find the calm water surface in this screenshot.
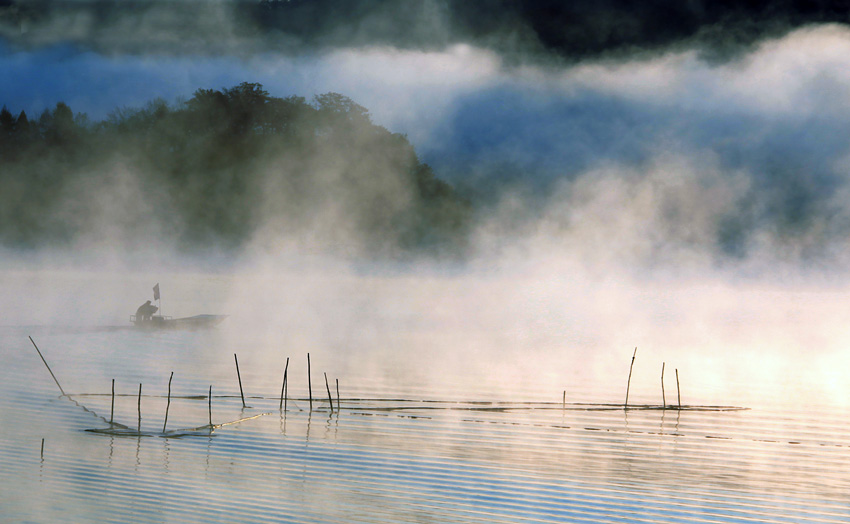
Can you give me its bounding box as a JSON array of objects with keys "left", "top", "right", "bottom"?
[{"left": 1, "top": 271, "right": 849, "bottom": 523}]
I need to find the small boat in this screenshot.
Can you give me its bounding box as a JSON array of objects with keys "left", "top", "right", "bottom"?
[
  {"left": 132, "top": 283, "right": 227, "bottom": 330},
  {"left": 130, "top": 314, "right": 228, "bottom": 330}
]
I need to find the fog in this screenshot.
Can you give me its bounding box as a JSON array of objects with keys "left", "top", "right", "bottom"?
[
  {"left": 5, "top": 253, "right": 850, "bottom": 414},
  {"left": 4, "top": 3, "right": 850, "bottom": 414},
  {"left": 7, "top": 160, "right": 850, "bottom": 409}
]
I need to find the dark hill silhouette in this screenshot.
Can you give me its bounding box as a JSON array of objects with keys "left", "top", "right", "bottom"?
[{"left": 0, "top": 83, "right": 471, "bottom": 258}]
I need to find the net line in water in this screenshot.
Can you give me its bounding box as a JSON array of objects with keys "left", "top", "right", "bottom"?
[{"left": 27, "top": 336, "right": 748, "bottom": 440}]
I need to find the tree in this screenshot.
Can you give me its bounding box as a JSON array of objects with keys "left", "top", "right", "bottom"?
[
  {"left": 0, "top": 105, "right": 13, "bottom": 135},
  {"left": 53, "top": 101, "right": 73, "bottom": 128},
  {"left": 43, "top": 101, "right": 77, "bottom": 146},
  {"left": 313, "top": 92, "right": 369, "bottom": 121},
  {"left": 15, "top": 110, "right": 29, "bottom": 134},
  {"left": 36, "top": 108, "right": 52, "bottom": 137},
  {"left": 10, "top": 110, "right": 32, "bottom": 152},
  {"left": 223, "top": 82, "right": 270, "bottom": 136}
]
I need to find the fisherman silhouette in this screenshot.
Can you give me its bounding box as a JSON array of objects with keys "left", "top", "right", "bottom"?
[{"left": 136, "top": 300, "right": 158, "bottom": 321}]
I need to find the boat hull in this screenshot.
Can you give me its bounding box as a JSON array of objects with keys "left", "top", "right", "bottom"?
[{"left": 131, "top": 314, "right": 227, "bottom": 329}]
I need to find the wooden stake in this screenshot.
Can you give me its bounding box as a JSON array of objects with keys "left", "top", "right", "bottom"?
[
  {"left": 208, "top": 385, "right": 213, "bottom": 428},
  {"left": 279, "top": 357, "right": 289, "bottom": 410},
  {"left": 28, "top": 336, "right": 66, "bottom": 396},
  {"left": 138, "top": 383, "right": 142, "bottom": 431},
  {"left": 661, "top": 362, "right": 666, "bottom": 408},
  {"left": 336, "top": 378, "right": 340, "bottom": 413},
  {"left": 162, "top": 372, "right": 173, "bottom": 433},
  {"left": 562, "top": 390, "right": 566, "bottom": 409},
  {"left": 624, "top": 347, "right": 637, "bottom": 408},
  {"left": 307, "top": 353, "right": 312, "bottom": 411},
  {"left": 324, "top": 372, "right": 334, "bottom": 413},
  {"left": 234, "top": 353, "right": 246, "bottom": 409},
  {"left": 40, "top": 438, "right": 44, "bottom": 458},
  {"left": 110, "top": 379, "right": 115, "bottom": 425},
  {"left": 676, "top": 368, "right": 681, "bottom": 409}
]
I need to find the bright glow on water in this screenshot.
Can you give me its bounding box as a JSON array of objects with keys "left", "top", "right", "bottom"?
[{"left": 2, "top": 269, "right": 850, "bottom": 523}]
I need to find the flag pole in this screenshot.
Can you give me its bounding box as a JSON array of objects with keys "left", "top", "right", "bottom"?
[{"left": 153, "top": 283, "right": 161, "bottom": 318}]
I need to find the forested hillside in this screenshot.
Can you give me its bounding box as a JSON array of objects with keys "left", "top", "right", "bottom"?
[{"left": 0, "top": 83, "right": 470, "bottom": 257}]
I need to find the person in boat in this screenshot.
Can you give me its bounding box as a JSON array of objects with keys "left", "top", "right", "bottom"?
[{"left": 135, "top": 300, "right": 158, "bottom": 322}]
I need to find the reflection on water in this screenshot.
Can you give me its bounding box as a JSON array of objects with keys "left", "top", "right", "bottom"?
[{"left": 2, "top": 271, "right": 850, "bottom": 523}]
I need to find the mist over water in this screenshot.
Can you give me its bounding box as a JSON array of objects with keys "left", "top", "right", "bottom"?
[
  {"left": 3, "top": 261, "right": 850, "bottom": 523},
  {"left": 4, "top": 1, "right": 850, "bottom": 521},
  {"left": 5, "top": 71, "right": 850, "bottom": 520},
  {"left": 4, "top": 237, "right": 849, "bottom": 409}
]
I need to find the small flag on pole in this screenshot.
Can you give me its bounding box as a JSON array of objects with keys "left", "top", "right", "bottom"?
[{"left": 153, "top": 283, "right": 160, "bottom": 301}]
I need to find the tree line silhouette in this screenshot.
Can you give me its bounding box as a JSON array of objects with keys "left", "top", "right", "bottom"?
[{"left": 0, "top": 83, "right": 470, "bottom": 256}]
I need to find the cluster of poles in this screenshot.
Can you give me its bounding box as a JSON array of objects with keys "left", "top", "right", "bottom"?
[
  {"left": 241, "top": 352, "right": 341, "bottom": 413},
  {"left": 559, "top": 347, "right": 684, "bottom": 410},
  {"left": 140, "top": 351, "right": 342, "bottom": 433},
  {"left": 31, "top": 335, "right": 689, "bottom": 443},
  {"left": 624, "top": 347, "right": 682, "bottom": 409},
  {"left": 29, "top": 335, "right": 340, "bottom": 435}
]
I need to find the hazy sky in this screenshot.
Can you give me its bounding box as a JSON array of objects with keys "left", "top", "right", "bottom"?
[{"left": 3, "top": 1, "right": 850, "bottom": 269}]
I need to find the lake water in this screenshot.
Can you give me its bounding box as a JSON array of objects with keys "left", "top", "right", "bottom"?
[{"left": 2, "top": 268, "right": 849, "bottom": 523}]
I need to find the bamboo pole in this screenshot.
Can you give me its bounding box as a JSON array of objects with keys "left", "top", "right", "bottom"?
[
  {"left": 138, "top": 383, "right": 142, "bottom": 431},
  {"left": 307, "top": 353, "right": 312, "bottom": 411},
  {"left": 279, "top": 357, "right": 289, "bottom": 410},
  {"left": 661, "top": 362, "right": 666, "bottom": 408},
  {"left": 336, "top": 378, "right": 340, "bottom": 413},
  {"left": 234, "top": 353, "right": 246, "bottom": 409},
  {"left": 28, "top": 336, "right": 66, "bottom": 396},
  {"left": 676, "top": 368, "right": 681, "bottom": 409},
  {"left": 40, "top": 438, "right": 44, "bottom": 458},
  {"left": 324, "top": 372, "right": 334, "bottom": 414},
  {"left": 208, "top": 385, "right": 212, "bottom": 428},
  {"left": 624, "top": 347, "right": 637, "bottom": 408},
  {"left": 110, "top": 379, "right": 115, "bottom": 425},
  {"left": 162, "top": 372, "right": 173, "bottom": 433}
]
